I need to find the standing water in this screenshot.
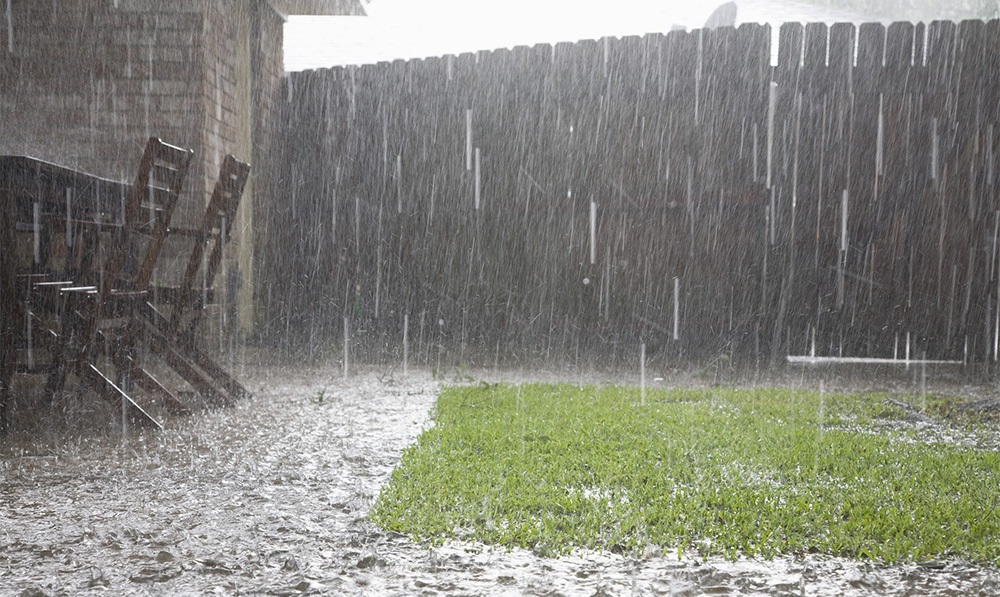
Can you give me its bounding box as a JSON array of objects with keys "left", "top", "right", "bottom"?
[{"left": 2, "top": 364, "right": 999, "bottom": 596}]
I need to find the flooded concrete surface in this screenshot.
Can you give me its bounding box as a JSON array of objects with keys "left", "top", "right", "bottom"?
[{"left": 2, "top": 362, "right": 999, "bottom": 596}]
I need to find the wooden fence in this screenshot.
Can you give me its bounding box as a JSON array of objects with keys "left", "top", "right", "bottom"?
[{"left": 260, "top": 19, "right": 1000, "bottom": 368}]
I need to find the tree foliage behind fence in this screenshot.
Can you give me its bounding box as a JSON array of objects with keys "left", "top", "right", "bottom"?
[{"left": 259, "top": 20, "right": 1000, "bottom": 369}]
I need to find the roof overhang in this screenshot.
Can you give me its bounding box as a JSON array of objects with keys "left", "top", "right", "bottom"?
[{"left": 267, "top": 0, "right": 367, "bottom": 18}]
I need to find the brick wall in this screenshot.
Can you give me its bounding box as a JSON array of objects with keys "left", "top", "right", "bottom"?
[
  {"left": 0, "top": 0, "right": 283, "bottom": 331},
  {"left": 0, "top": 0, "right": 206, "bottom": 201},
  {"left": 247, "top": 2, "right": 285, "bottom": 332},
  {"left": 201, "top": 0, "right": 242, "bottom": 217}
]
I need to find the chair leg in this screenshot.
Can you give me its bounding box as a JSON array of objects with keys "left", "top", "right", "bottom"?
[
  {"left": 43, "top": 289, "right": 92, "bottom": 403},
  {"left": 0, "top": 359, "right": 10, "bottom": 434},
  {"left": 98, "top": 322, "right": 192, "bottom": 416},
  {"left": 0, "top": 300, "right": 15, "bottom": 433},
  {"left": 78, "top": 364, "right": 162, "bottom": 429},
  {"left": 188, "top": 346, "right": 251, "bottom": 401},
  {"left": 128, "top": 365, "right": 192, "bottom": 416},
  {"left": 109, "top": 321, "right": 142, "bottom": 393},
  {"left": 43, "top": 312, "right": 73, "bottom": 403},
  {"left": 148, "top": 329, "right": 232, "bottom": 407}
]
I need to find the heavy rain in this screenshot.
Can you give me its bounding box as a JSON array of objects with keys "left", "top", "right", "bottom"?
[{"left": 3, "top": 0, "right": 1000, "bottom": 595}]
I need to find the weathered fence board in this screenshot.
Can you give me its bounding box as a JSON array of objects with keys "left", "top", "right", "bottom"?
[{"left": 262, "top": 19, "right": 1000, "bottom": 369}]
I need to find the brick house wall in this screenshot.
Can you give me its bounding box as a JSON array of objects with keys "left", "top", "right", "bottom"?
[
  {"left": 0, "top": 0, "right": 284, "bottom": 332},
  {"left": 1, "top": 1, "right": 205, "bottom": 204},
  {"left": 247, "top": 2, "right": 285, "bottom": 332}
]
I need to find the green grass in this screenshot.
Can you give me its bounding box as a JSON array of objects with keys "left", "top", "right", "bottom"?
[{"left": 371, "top": 383, "right": 1000, "bottom": 563}]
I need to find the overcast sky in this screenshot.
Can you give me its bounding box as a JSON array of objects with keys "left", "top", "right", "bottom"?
[{"left": 283, "top": 0, "right": 879, "bottom": 71}]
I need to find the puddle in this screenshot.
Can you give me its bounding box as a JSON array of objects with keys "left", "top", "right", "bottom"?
[{"left": 1, "top": 364, "right": 998, "bottom": 595}]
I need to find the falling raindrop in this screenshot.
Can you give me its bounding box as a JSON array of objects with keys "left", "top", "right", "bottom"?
[
  {"left": 343, "top": 316, "right": 350, "bottom": 379},
  {"left": 4, "top": 0, "right": 11, "bottom": 53},
  {"left": 816, "top": 379, "right": 825, "bottom": 479},
  {"left": 769, "top": 187, "right": 776, "bottom": 245},
  {"left": 752, "top": 123, "right": 760, "bottom": 182},
  {"left": 64, "top": 189, "right": 73, "bottom": 251},
  {"left": 589, "top": 200, "right": 597, "bottom": 265},
  {"left": 694, "top": 31, "right": 702, "bottom": 124},
  {"left": 125, "top": 26, "right": 132, "bottom": 78},
  {"left": 32, "top": 201, "right": 40, "bottom": 266},
  {"left": 639, "top": 343, "right": 646, "bottom": 406},
  {"left": 905, "top": 331, "right": 911, "bottom": 368},
  {"left": 988, "top": 124, "right": 995, "bottom": 186},
  {"left": 121, "top": 392, "right": 127, "bottom": 435},
  {"left": 921, "top": 352, "right": 927, "bottom": 411},
  {"left": 375, "top": 206, "right": 383, "bottom": 318},
  {"left": 474, "top": 147, "right": 481, "bottom": 210},
  {"left": 766, "top": 81, "right": 777, "bottom": 188},
  {"left": 403, "top": 313, "right": 409, "bottom": 375},
  {"left": 930, "top": 117, "right": 939, "bottom": 179},
  {"left": 24, "top": 283, "right": 33, "bottom": 371},
  {"left": 673, "top": 277, "right": 680, "bottom": 341},
  {"left": 872, "top": 93, "right": 884, "bottom": 205},
  {"left": 396, "top": 154, "right": 402, "bottom": 214},
  {"left": 465, "top": 108, "right": 473, "bottom": 170}
]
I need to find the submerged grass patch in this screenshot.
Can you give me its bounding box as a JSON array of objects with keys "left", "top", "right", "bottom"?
[{"left": 371, "top": 384, "right": 1000, "bottom": 563}]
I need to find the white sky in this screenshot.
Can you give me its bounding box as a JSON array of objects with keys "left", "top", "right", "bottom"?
[{"left": 283, "top": 0, "right": 879, "bottom": 71}]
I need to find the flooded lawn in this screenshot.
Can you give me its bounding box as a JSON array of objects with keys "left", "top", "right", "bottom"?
[{"left": 1, "top": 363, "right": 999, "bottom": 596}]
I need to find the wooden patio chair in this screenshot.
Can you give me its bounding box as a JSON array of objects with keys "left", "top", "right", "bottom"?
[
  {"left": 142, "top": 154, "right": 252, "bottom": 406},
  {"left": 1, "top": 155, "right": 128, "bottom": 432},
  {"left": 43, "top": 137, "right": 194, "bottom": 427}
]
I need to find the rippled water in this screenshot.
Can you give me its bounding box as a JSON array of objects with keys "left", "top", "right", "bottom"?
[{"left": 2, "top": 363, "right": 998, "bottom": 596}]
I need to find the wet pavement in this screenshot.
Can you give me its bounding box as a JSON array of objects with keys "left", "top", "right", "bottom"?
[{"left": 2, "top": 363, "right": 999, "bottom": 596}]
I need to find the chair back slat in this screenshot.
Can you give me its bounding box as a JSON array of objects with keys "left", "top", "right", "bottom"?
[
  {"left": 119, "top": 137, "right": 194, "bottom": 294},
  {"left": 168, "top": 154, "right": 250, "bottom": 339}
]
